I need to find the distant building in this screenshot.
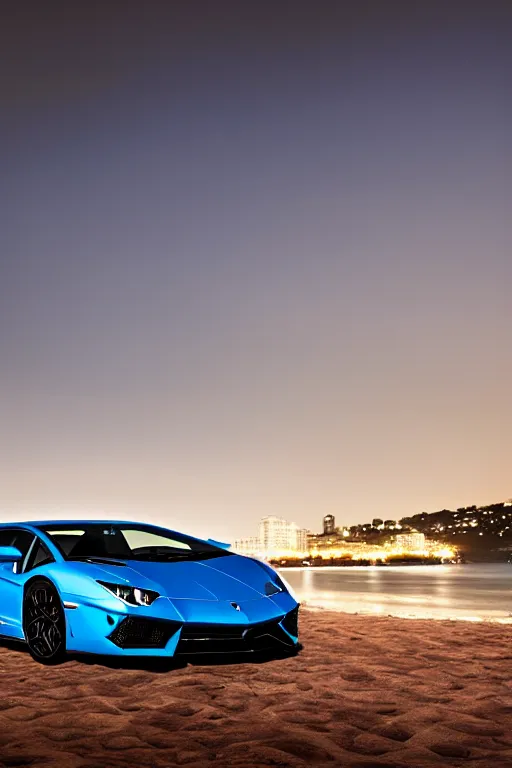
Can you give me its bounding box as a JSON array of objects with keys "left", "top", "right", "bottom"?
[
  {"left": 259, "top": 516, "right": 308, "bottom": 555},
  {"left": 232, "top": 537, "right": 261, "bottom": 556},
  {"left": 395, "top": 532, "right": 425, "bottom": 552},
  {"left": 292, "top": 524, "right": 308, "bottom": 553},
  {"left": 323, "top": 515, "right": 335, "bottom": 535},
  {"left": 260, "top": 516, "right": 289, "bottom": 552}
]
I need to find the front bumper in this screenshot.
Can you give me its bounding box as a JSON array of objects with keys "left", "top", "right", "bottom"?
[
  {"left": 177, "top": 605, "right": 299, "bottom": 655},
  {"left": 63, "top": 590, "right": 299, "bottom": 657}
]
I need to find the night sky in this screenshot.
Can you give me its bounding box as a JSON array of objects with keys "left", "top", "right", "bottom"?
[{"left": 1, "top": 2, "right": 511, "bottom": 540}]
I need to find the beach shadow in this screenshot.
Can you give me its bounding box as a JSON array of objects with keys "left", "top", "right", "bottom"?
[
  {"left": 182, "top": 643, "right": 303, "bottom": 667},
  {"left": 0, "top": 639, "right": 186, "bottom": 672},
  {"left": 0, "top": 638, "right": 29, "bottom": 654},
  {"left": 68, "top": 652, "right": 188, "bottom": 672},
  {"left": 0, "top": 639, "right": 302, "bottom": 672},
  {"left": 70, "top": 644, "right": 302, "bottom": 671}
]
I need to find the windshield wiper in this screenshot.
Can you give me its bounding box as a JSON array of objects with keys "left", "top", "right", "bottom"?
[
  {"left": 137, "top": 552, "right": 198, "bottom": 561},
  {"left": 68, "top": 556, "right": 127, "bottom": 566},
  {"left": 135, "top": 550, "right": 220, "bottom": 562}
]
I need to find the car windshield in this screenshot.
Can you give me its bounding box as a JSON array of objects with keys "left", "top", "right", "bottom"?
[{"left": 38, "top": 524, "right": 230, "bottom": 562}]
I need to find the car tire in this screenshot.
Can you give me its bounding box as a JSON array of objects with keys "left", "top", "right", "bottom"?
[{"left": 23, "top": 579, "right": 67, "bottom": 664}]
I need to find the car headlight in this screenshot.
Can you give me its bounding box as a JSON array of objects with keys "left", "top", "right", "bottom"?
[{"left": 97, "top": 581, "right": 159, "bottom": 606}]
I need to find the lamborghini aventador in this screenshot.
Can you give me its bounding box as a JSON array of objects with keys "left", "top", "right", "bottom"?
[{"left": 0, "top": 521, "right": 299, "bottom": 664}]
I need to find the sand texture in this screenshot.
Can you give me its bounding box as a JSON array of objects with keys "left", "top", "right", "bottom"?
[{"left": 1, "top": 610, "right": 512, "bottom": 767}]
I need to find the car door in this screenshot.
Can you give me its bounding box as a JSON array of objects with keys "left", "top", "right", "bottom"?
[{"left": 0, "top": 528, "right": 36, "bottom": 638}]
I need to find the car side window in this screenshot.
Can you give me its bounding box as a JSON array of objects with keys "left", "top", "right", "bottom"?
[
  {"left": 24, "top": 539, "right": 55, "bottom": 573},
  {"left": 12, "top": 530, "right": 36, "bottom": 560},
  {"left": 0, "top": 529, "right": 16, "bottom": 547}
]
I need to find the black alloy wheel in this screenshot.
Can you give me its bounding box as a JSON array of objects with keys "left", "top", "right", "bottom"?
[{"left": 23, "top": 579, "right": 67, "bottom": 664}]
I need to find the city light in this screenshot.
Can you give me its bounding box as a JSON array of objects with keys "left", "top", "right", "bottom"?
[
  {"left": 229, "top": 506, "right": 512, "bottom": 565},
  {"left": 233, "top": 525, "right": 457, "bottom": 564}
]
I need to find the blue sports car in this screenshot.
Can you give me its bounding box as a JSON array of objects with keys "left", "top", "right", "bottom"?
[{"left": 0, "top": 520, "right": 299, "bottom": 664}]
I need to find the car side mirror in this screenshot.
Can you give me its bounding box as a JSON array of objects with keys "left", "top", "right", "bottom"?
[{"left": 0, "top": 546, "right": 23, "bottom": 562}]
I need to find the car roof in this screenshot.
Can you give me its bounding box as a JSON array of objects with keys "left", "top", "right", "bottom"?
[{"left": 0, "top": 520, "right": 179, "bottom": 530}]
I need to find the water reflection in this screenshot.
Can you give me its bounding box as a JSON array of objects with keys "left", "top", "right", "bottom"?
[{"left": 279, "top": 564, "right": 512, "bottom": 621}]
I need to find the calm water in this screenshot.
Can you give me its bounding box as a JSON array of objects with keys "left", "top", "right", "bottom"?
[{"left": 280, "top": 563, "right": 512, "bottom": 622}]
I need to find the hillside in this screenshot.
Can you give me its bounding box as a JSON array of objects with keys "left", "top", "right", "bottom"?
[{"left": 348, "top": 502, "right": 512, "bottom": 562}]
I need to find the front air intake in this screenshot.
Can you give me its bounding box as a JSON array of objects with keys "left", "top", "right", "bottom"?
[{"left": 108, "top": 617, "right": 180, "bottom": 649}]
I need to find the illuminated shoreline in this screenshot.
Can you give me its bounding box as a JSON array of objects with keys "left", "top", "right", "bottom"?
[
  {"left": 298, "top": 601, "right": 512, "bottom": 624},
  {"left": 300, "top": 603, "right": 512, "bottom": 624},
  {"left": 271, "top": 557, "right": 453, "bottom": 567},
  {"left": 234, "top": 541, "right": 458, "bottom": 564}
]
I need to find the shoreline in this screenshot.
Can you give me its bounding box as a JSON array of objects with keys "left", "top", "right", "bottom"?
[{"left": 301, "top": 602, "right": 512, "bottom": 624}]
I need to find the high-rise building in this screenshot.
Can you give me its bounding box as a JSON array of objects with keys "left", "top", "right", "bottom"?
[
  {"left": 259, "top": 516, "right": 292, "bottom": 552},
  {"left": 259, "top": 516, "right": 308, "bottom": 554},
  {"left": 323, "top": 514, "right": 335, "bottom": 535},
  {"left": 289, "top": 523, "right": 308, "bottom": 553},
  {"left": 395, "top": 532, "right": 425, "bottom": 552}
]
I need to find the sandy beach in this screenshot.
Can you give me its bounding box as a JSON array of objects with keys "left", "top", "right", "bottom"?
[{"left": 1, "top": 609, "right": 512, "bottom": 767}]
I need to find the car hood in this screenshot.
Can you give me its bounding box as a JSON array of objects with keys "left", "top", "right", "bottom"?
[{"left": 86, "top": 554, "right": 275, "bottom": 602}]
